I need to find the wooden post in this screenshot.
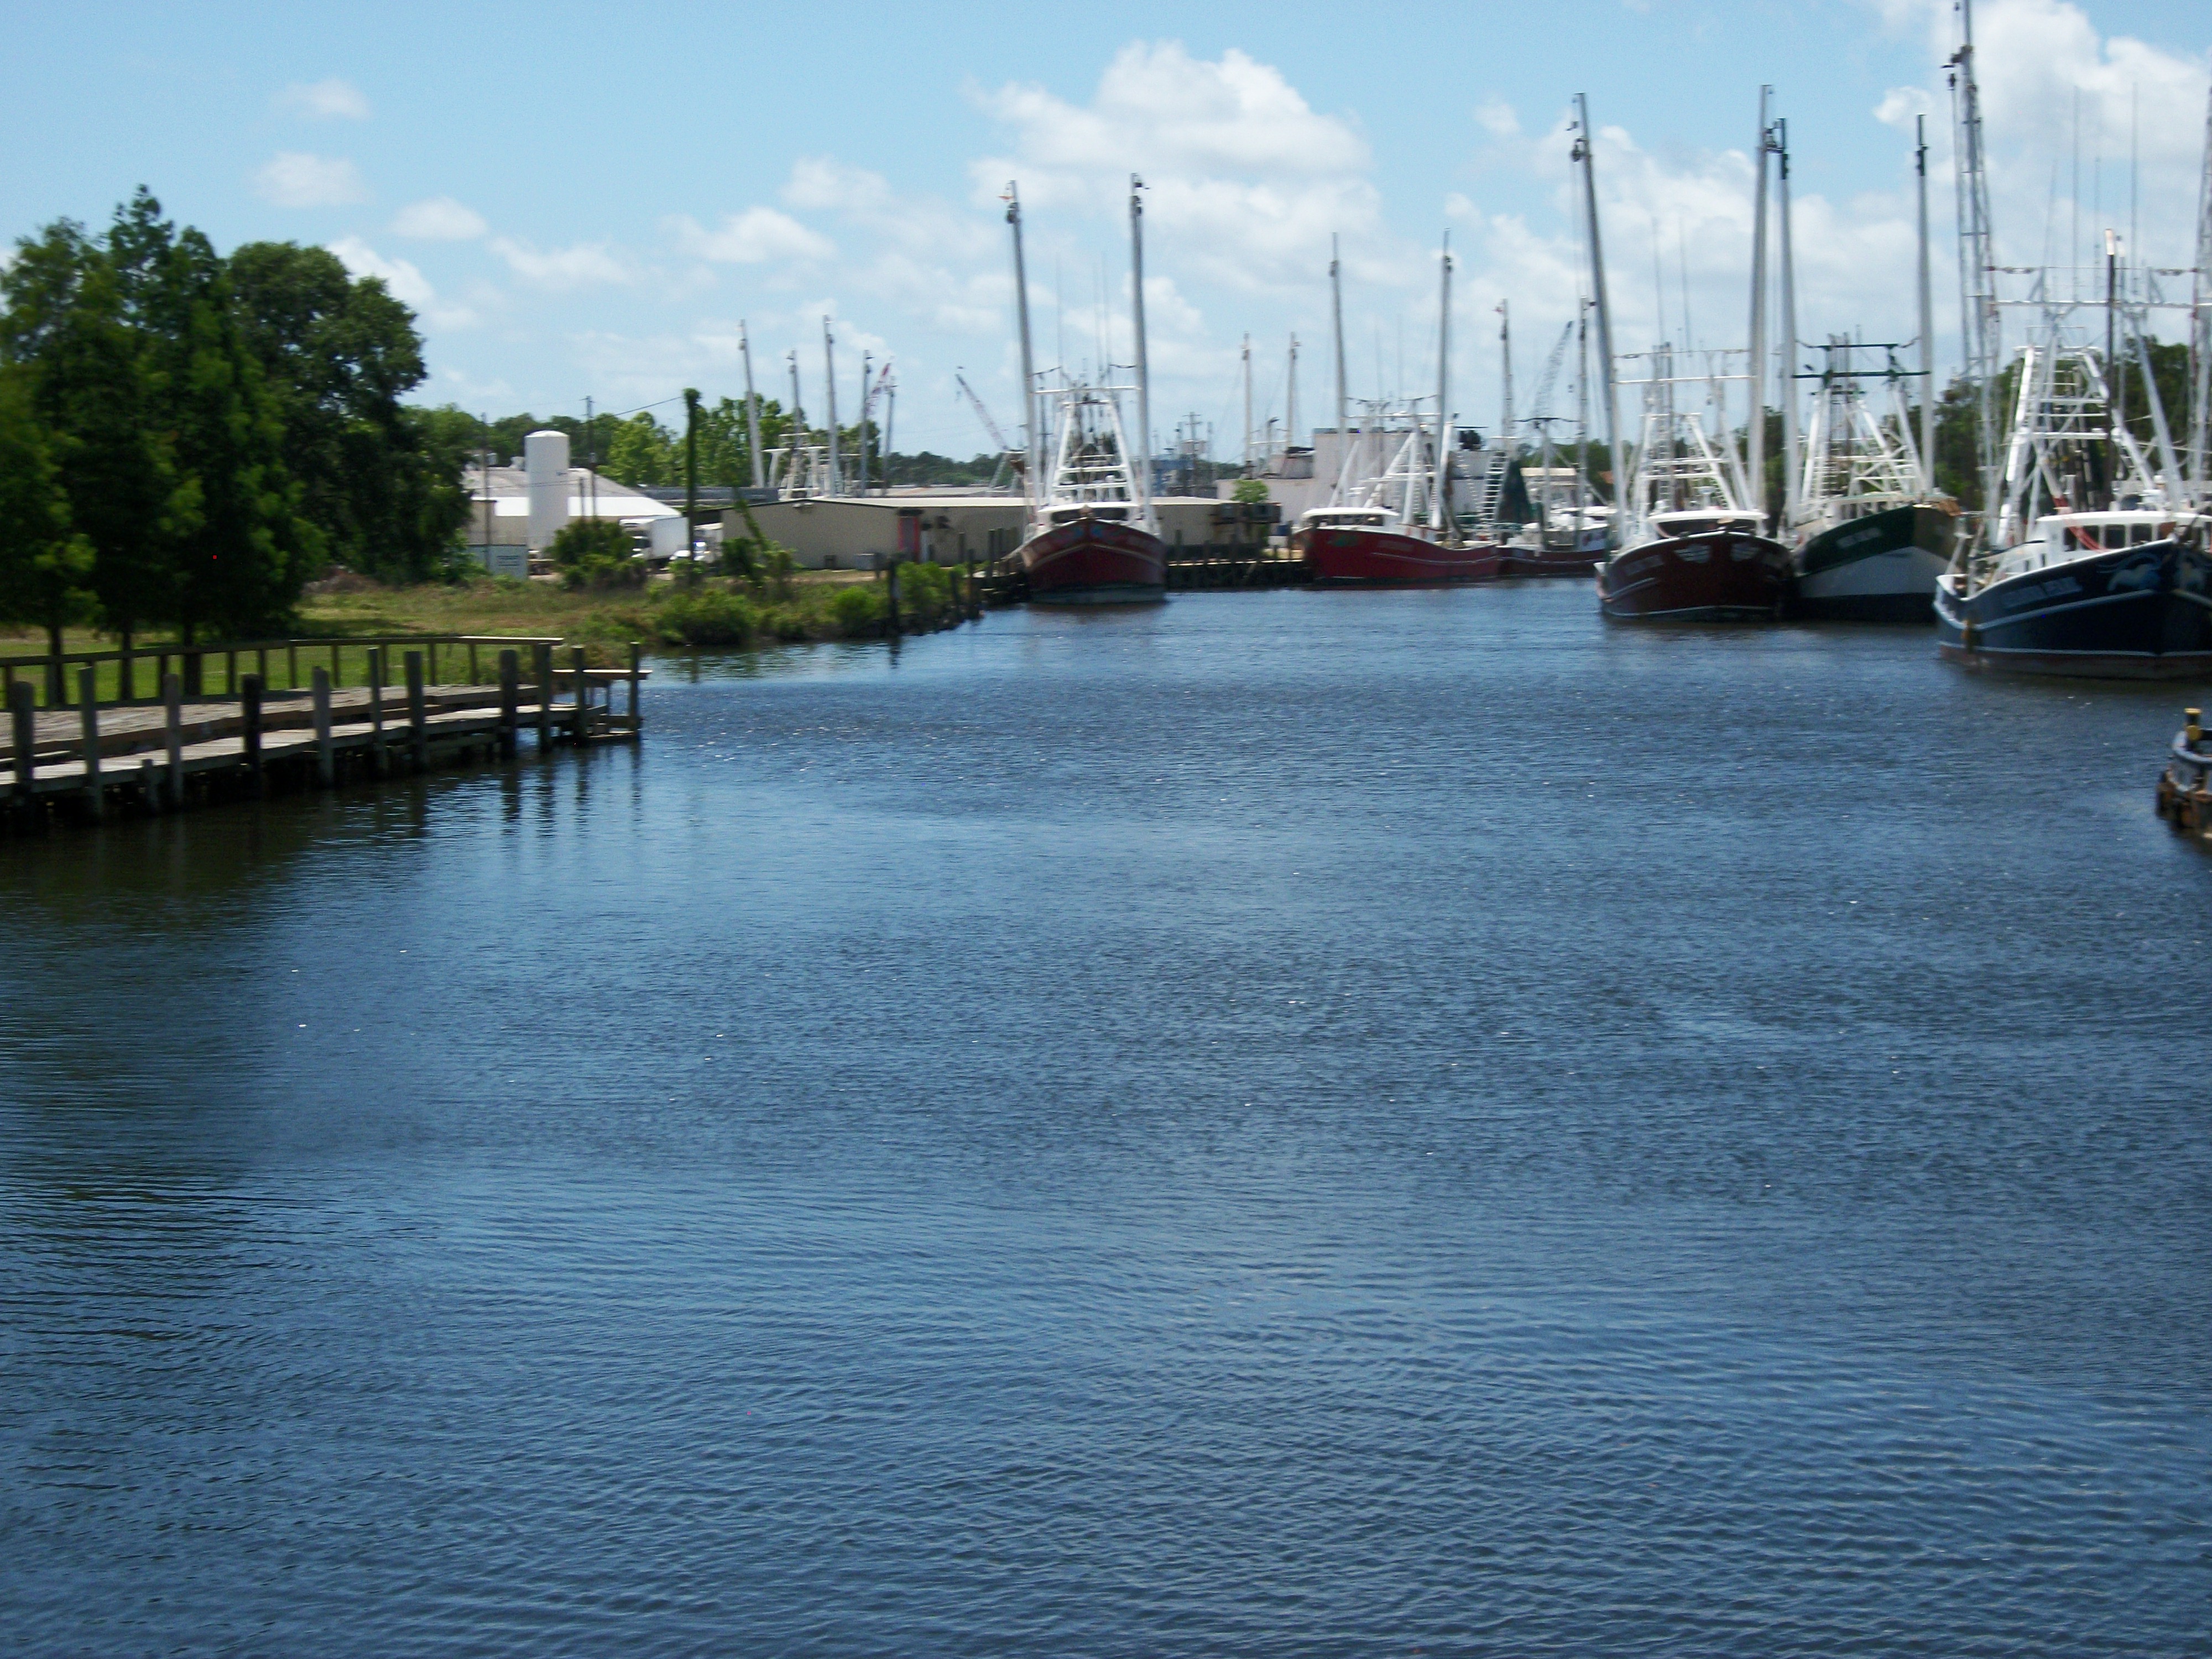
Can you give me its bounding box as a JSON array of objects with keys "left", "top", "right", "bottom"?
[
  {"left": 312, "top": 666, "right": 334, "bottom": 785},
  {"left": 225, "top": 650, "right": 238, "bottom": 694},
  {"left": 10, "top": 680, "right": 35, "bottom": 804},
  {"left": 367, "top": 647, "right": 386, "bottom": 775},
  {"left": 498, "top": 650, "right": 519, "bottom": 758},
  {"left": 405, "top": 651, "right": 427, "bottom": 770},
  {"left": 118, "top": 650, "right": 135, "bottom": 704},
  {"left": 887, "top": 559, "right": 902, "bottom": 638},
  {"left": 77, "top": 667, "right": 102, "bottom": 820},
  {"left": 140, "top": 755, "right": 162, "bottom": 815},
  {"left": 468, "top": 641, "right": 480, "bottom": 684},
  {"left": 534, "top": 643, "right": 553, "bottom": 750},
  {"left": 288, "top": 643, "right": 299, "bottom": 690},
  {"left": 628, "top": 643, "right": 641, "bottom": 734},
  {"left": 568, "top": 647, "right": 588, "bottom": 743},
  {"left": 429, "top": 640, "right": 440, "bottom": 686},
  {"left": 257, "top": 646, "right": 269, "bottom": 686},
  {"left": 241, "top": 674, "right": 264, "bottom": 796},
  {"left": 44, "top": 652, "right": 63, "bottom": 708},
  {"left": 164, "top": 673, "right": 183, "bottom": 808},
  {"left": 330, "top": 641, "right": 342, "bottom": 687}
]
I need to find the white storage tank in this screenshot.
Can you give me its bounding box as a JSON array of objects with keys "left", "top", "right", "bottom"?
[{"left": 524, "top": 430, "right": 570, "bottom": 551}]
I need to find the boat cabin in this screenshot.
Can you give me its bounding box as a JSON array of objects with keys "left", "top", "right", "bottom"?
[
  {"left": 1994, "top": 509, "right": 2196, "bottom": 578},
  {"left": 1044, "top": 504, "right": 1129, "bottom": 528},
  {"left": 1297, "top": 507, "right": 1392, "bottom": 531},
  {"left": 1651, "top": 509, "right": 1764, "bottom": 540}
]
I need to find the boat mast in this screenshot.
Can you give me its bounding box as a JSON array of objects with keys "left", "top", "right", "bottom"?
[
  {"left": 857, "top": 351, "right": 871, "bottom": 495},
  {"left": 786, "top": 350, "right": 805, "bottom": 494},
  {"left": 2189, "top": 87, "right": 2212, "bottom": 507},
  {"left": 1749, "top": 86, "right": 1772, "bottom": 528},
  {"left": 1574, "top": 95, "right": 1623, "bottom": 530},
  {"left": 822, "top": 318, "right": 841, "bottom": 497},
  {"left": 1331, "top": 234, "right": 1348, "bottom": 449},
  {"left": 1129, "top": 174, "right": 1154, "bottom": 531},
  {"left": 1499, "top": 299, "right": 1515, "bottom": 457},
  {"left": 1287, "top": 333, "right": 1299, "bottom": 454},
  {"left": 1432, "top": 231, "right": 1454, "bottom": 537},
  {"left": 1575, "top": 299, "right": 1592, "bottom": 523},
  {"left": 1916, "top": 116, "right": 1936, "bottom": 493},
  {"left": 740, "top": 321, "right": 763, "bottom": 491},
  {"left": 1948, "top": 0, "right": 2001, "bottom": 547},
  {"left": 1778, "top": 116, "right": 1801, "bottom": 525},
  {"left": 1242, "top": 335, "right": 1253, "bottom": 475},
  {"left": 1005, "top": 182, "right": 1039, "bottom": 518}
]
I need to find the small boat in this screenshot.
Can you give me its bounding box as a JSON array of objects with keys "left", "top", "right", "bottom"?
[
  {"left": 1596, "top": 508, "right": 1789, "bottom": 621},
  {"left": 1004, "top": 176, "right": 1167, "bottom": 604},
  {"left": 1291, "top": 234, "right": 1499, "bottom": 587},
  {"left": 2154, "top": 708, "right": 2212, "bottom": 842}
]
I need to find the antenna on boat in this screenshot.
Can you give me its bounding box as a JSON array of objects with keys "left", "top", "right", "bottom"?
[
  {"left": 1573, "top": 94, "right": 1623, "bottom": 526},
  {"left": 1778, "top": 116, "right": 1801, "bottom": 526},
  {"left": 1432, "top": 230, "right": 1453, "bottom": 538},
  {"left": 1129, "top": 173, "right": 1154, "bottom": 531},
  {"left": 1331, "top": 234, "right": 1348, "bottom": 447},
  {"left": 1916, "top": 116, "right": 1936, "bottom": 493},
  {"left": 1004, "top": 181, "right": 1039, "bottom": 518},
  {"left": 1749, "top": 86, "right": 1772, "bottom": 528}
]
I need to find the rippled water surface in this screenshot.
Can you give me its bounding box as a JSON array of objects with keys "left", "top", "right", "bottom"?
[{"left": 4, "top": 586, "right": 2209, "bottom": 1655}]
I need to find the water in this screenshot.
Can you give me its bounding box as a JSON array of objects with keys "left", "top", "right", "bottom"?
[{"left": 3, "top": 585, "right": 2208, "bottom": 1656}]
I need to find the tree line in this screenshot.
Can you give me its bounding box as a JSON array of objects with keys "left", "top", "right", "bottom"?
[{"left": 0, "top": 190, "right": 468, "bottom": 656}]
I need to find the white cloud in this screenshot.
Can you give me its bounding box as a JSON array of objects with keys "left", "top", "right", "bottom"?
[
  {"left": 254, "top": 152, "right": 368, "bottom": 208},
  {"left": 488, "top": 236, "right": 633, "bottom": 291},
  {"left": 784, "top": 158, "right": 893, "bottom": 215},
  {"left": 276, "top": 77, "right": 371, "bottom": 121},
  {"left": 327, "top": 236, "right": 479, "bottom": 331},
  {"left": 392, "top": 196, "right": 488, "bottom": 241},
  {"left": 671, "top": 206, "right": 834, "bottom": 264}
]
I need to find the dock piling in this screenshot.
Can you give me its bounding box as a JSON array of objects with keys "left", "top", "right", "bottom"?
[
  {"left": 11, "top": 680, "right": 36, "bottom": 804},
  {"left": 368, "top": 648, "right": 387, "bottom": 775},
  {"left": 405, "top": 652, "right": 427, "bottom": 771},
  {"left": 241, "top": 675, "right": 264, "bottom": 796},
  {"left": 535, "top": 643, "right": 553, "bottom": 751},
  {"left": 140, "top": 755, "right": 161, "bottom": 814},
  {"left": 568, "top": 648, "right": 587, "bottom": 743},
  {"left": 628, "top": 644, "right": 641, "bottom": 733},
  {"left": 312, "top": 667, "right": 335, "bottom": 785},
  {"left": 498, "top": 651, "right": 520, "bottom": 757},
  {"left": 77, "top": 668, "right": 102, "bottom": 820},
  {"left": 163, "top": 674, "right": 182, "bottom": 807}
]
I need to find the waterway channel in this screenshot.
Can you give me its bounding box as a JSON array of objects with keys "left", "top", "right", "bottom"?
[{"left": 3, "top": 583, "right": 2207, "bottom": 1654}]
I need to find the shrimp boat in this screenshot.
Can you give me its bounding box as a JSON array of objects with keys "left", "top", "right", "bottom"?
[
  {"left": 1787, "top": 340, "right": 1955, "bottom": 620},
  {"left": 1934, "top": 328, "right": 2211, "bottom": 676},
  {"left": 1004, "top": 176, "right": 1167, "bottom": 604},
  {"left": 1291, "top": 233, "right": 1501, "bottom": 586}
]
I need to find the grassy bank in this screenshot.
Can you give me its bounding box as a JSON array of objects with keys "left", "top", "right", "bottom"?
[{"left": 2, "top": 566, "right": 978, "bottom": 700}]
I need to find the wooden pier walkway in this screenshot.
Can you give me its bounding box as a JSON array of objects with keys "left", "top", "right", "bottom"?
[{"left": 3, "top": 638, "right": 644, "bottom": 831}]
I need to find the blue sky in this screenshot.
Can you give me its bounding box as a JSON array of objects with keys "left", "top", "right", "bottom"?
[{"left": 4, "top": 0, "right": 2207, "bottom": 460}]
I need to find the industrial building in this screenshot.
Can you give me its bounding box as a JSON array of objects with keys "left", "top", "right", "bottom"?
[{"left": 466, "top": 429, "right": 687, "bottom": 575}]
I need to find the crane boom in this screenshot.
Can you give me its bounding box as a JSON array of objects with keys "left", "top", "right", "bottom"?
[{"left": 955, "top": 371, "right": 1015, "bottom": 456}]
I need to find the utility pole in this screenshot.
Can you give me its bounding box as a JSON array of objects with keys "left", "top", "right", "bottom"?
[
  {"left": 683, "top": 387, "right": 700, "bottom": 533},
  {"left": 822, "top": 318, "right": 841, "bottom": 496}
]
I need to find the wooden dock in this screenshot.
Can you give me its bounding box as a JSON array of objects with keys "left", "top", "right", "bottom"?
[{"left": 3, "top": 638, "right": 644, "bottom": 832}]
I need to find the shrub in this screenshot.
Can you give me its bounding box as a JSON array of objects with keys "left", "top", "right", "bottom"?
[
  {"left": 654, "top": 586, "right": 761, "bottom": 648},
  {"left": 548, "top": 519, "right": 643, "bottom": 590},
  {"left": 828, "top": 585, "right": 885, "bottom": 635}
]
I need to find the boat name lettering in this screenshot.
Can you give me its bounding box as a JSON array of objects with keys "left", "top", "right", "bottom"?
[{"left": 1999, "top": 576, "right": 2083, "bottom": 609}]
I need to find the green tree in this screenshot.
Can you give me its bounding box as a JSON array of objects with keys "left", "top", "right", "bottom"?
[
  {"left": 1231, "top": 477, "right": 1270, "bottom": 504},
  {"left": 546, "top": 518, "right": 639, "bottom": 589},
  {"left": 0, "top": 366, "right": 95, "bottom": 658},
  {"left": 601, "top": 413, "right": 676, "bottom": 487},
  {"left": 229, "top": 241, "right": 464, "bottom": 582}
]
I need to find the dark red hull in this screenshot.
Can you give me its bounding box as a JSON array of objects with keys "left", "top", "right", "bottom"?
[
  {"left": 1292, "top": 525, "right": 1503, "bottom": 586},
  {"left": 1596, "top": 532, "right": 1788, "bottom": 621},
  {"left": 1018, "top": 517, "right": 1167, "bottom": 604}
]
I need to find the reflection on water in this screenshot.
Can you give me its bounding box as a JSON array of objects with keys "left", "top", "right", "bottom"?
[{"left": 3, "top": 587, "right": 2208, "bottom": 1656}]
